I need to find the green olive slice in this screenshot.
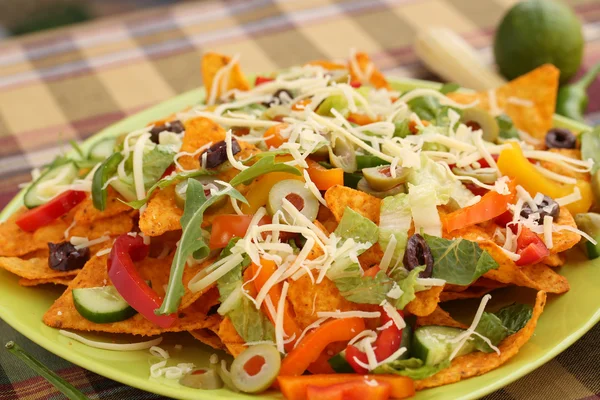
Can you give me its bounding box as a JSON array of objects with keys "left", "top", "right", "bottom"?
[
  {"left": 452, "top": 167, "right": 498, "bottom": 184},
  {"left": 230, "top": 344, "right": 281, "bottom": 393},
  {"left": 174, "top": 177, "right": 227, "bottom": 210},
  {"left": 461, "top": 108, "right": 499, "bottom": 143},
  {"left": 329, "top": 136, "right": 357, "bottom": 172},
  {"left": 179, "top": 368, "right": 223, "bottom": 390},
  {"left": 357, "top": 178, "right": 406, "bottom": 198},
  {"left": 362, "top": 165, "right": 410, "bottom": 191},
  {"left": 267, "top": 179, "right": 319, "bottom": 221}
]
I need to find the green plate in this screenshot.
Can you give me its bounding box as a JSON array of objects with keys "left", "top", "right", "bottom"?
[{"left": 0, "top": 78, "right": 598, "bottom": 400}]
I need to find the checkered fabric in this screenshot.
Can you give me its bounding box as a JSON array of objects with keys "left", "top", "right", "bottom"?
[{"left": 0, "top": 0, "right": 599, "bottom": 398}]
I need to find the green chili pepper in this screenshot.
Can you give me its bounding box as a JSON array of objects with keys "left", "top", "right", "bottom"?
[
  {"left": 556, "top": 62, "right": 600, "bottom": 121},
  {"left": 5, "top": 342, "right": 89, "bottom": 400},
  {"left": 92, "top": 152, "right": 123, "bottom": 211}
]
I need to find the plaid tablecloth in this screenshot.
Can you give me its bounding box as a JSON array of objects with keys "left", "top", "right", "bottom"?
[{"left": 0, "top": 0, "right": 599, "bottom": 398}]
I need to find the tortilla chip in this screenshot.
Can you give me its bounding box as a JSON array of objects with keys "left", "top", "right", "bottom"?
[
  {"left": 0, "top": 257, "right": 79, "bottom": 280},
  {"left": 317, "top": 205, "right": 338, "bottom": 233},
  {"left": 202, "top": 52, "right": 250, "bottom": 104},
  {"left": 448, "top": 64, "right": 559, "bottom": 139},
  {"left": 540, "top": 253, "right": 565, "bottom": 268},
  {"left": 74, "top": 188, "right": 132, "bottom": 224},
  {"left": 287, "top": 275, "right": 354, "bottom": 330},
  {"left": 358, "top": 243, "right": 383, "bottom": 269},
  {"left": 443, "top": 284, "right": 470, "bottom": 293},
  {"left": 69, "top": 212, "right": 135, "bottom": 239},
  {"left": 217, "top": 317, "right": 247, "bottom": 357},
  {"left": 415, "top": 291, "right": 547, "bottom": 390},
  {"left": 324, "top": 185, "right": 381, "bottom": 224},
  {"left": 440, "top": 286, "right": 498, "bottom": 302},
  {"left": 140, "top": 185, "right": 182, "bottom": 236},
  {"left": 18, "top": 277, "right": 73, "bottom": 287},
  {"left": 549, "top": 207, "right": 581, "bottom": 255},
  {"left": 540, "top": 149, "right": 590, "bottom": 181},
  {"left": 416, "top": 306, "right": 467, "bottom": 329},
  {"left": 405, "top": 286, "right": 443, "bottom": 317},
  {"left": 306, "top": 60, "right": 347, "bottom": 70},
  {"left": 189, "top": 314, "right": 224, "bottom": 350},
  {"left": 178, "top": 117, "right": 226, "bottom": 171},
  {"left": 348, "top": 52, "right": 390, "bottom": 89},
  {"left": 43, "top": 253, "right": 217, "bottom": 336},
  {"left": 0, "top": 209, "right": 68, "bottom": 257}
]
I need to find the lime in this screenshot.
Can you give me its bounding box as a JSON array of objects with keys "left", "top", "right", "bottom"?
[{"left": 494, "top": 0, "right": 584, "bottom": 84}]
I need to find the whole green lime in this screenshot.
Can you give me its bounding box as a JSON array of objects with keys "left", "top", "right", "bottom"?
[{"left": 494, "top": 0, "right": 584, "bottom": 84}]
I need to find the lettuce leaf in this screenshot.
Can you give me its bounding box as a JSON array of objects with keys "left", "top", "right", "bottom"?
[
  {"left": 389, "top": 266, "right": 424, "bottom": 310},
  {"left": 408, "top": 183, "right": 443, "bottom": 237},
  {"left": 407, "top": 155, "right": 454, "bottom": 205},
  {"left": 374, "top": 357, "right": 449, "bottom": 380},
  {"left": 425, "top": 235, "right": 499, "bottom": 285},
  {"left": 334, "top": 207, "right": 379, "bottom": 244},
  {"left": 140, "top": 145, "right": 176, "bottom": 188},
  {"left": 335, "top": 267, "right": 394, "bottom": 305},
  {"left": 473, "top": 312, "right": 510, "bottom": 352},
  {"left": 495, "top": 303, "right": 533, "bottom": 334},
  {"left": 378, "top": 193, "right": 411, "bottom": 265}
]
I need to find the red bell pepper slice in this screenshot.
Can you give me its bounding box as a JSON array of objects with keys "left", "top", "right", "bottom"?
[
  {"left": 306, "top": 381, "right": 392, "bottom": 400},
  {"left": 255, "top": 76, "right": 274, "bottom": 86},
  {"left": 107, "top": 234, "right": 176, "bottom": 328},
  {"left": 345, "top": 309, "right": 404, "bottom": 374},
  {"left": 349, "top": 81, "right": 362, "bottom": 88},
  {"left": 515, "top": 226, "right": 550, "bottom": 266},
  {"left": 444, "top": 179, "right": 516, "bottom": 232},
  {"left": 16, "top": 190, "right": 87, "bottom": 232}
]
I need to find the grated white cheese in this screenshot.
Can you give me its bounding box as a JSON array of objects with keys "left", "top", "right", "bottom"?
[
  {"left": 316, "top": 310, "right": 381, "bottom": 319},
  {"left": 543, "top": 215, "right": 554, "bottom": 249},
  {"left": 70, "top": 235, "right": 111, "bottom": 250},
  {"left": 275, "top": 282, "right": 290, "bottom": 354},
  {"left": 378, "top": 235, "right": 397, "bottom": 273},
  {"left": 380, "top": 300, "right": 406, "bottom": 331},
  {"left": 448, "top": 294, "right": 498, "bottom": 360},
  {"left": 507, "top": 96, "right": 534, "bottom": 107},
  {"left": 59, "top": 330, "right": 162, "bottom": 350},
  {"left": 555, "top": 186, "right": 582, "bottom": 206},
  {"left": 132, "top": 133, "right": 151, "bottom": 200}
]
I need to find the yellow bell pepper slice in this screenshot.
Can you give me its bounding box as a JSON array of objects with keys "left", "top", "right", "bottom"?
[
  {"left": 241, "top": 171, "right": 303, "bottom": 214},
  {"left": 497, "top": 142, "right": 592, "bottom": 214}
]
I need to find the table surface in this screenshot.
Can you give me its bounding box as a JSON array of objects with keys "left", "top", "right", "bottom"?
[{"left": 0, "top": 0, "right": 599, "bottom": 398}]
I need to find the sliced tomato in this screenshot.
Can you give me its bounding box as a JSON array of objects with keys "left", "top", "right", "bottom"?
[
  {"left": 349, "top": 81, "right": 362, "bottom": 88},
  {"left": 444, "top": 179, "right": 516, "bottom": 232},
  {"left": 515, "top": 226, "right": 549, "bottom": 266},
  {"left": 255, "top": 76, "right": 274, "bottom": 86},
  {"left": 16, "top": 190, "right": 86, "bottom": 232},
  {"left": 209, "top": 215, "right": 254, "bottom": 249},
  {"left": 161, "top": 164, "right": 176, "bottom": 178}
]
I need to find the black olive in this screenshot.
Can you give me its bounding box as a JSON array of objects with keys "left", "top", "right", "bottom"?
[
  {"left": 545, "top": 128, "right": 576, "bottom": 149},
  {"left": 520, "top": 194, "right": 560, "bottom": 223},
  {"left": 402, "top": 234, "right": 433, "bottom": 278},
  {"left": 48, "top": 242, "right": 90, "bottom": 271},
  {"left": 263, "top": 89, "right": 294, "bottom": 107},
  {"left": 204, "top": 139, "right": 241, "bottom": 169},
  {"left": 149, "top": 119, "right": 185, "bottom": 143}
]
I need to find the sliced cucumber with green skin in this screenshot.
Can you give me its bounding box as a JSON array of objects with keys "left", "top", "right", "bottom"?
[
  {"left": 72, "top": 286, "right": 138, "bottom": 324},
  {"left": 24, "top": 161, "right": 79, "bottom": 209},
  {"left": 88, "top": 137, "right": 117, "bottom": 161},
  {"left": 398, "top": 324, "right": 413, "bottom": 360},
  {"left": 109, "top": 178, "right": 138, "bottom": 202},
  {"left": 328, "top": 350, "right": 354, "bottom": 373},
  {"left": 412, "top": 326, "right": 476, "bottom": 366}
]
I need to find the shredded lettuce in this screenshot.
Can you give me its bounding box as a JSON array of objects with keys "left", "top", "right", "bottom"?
[
  {"left": 334, "top": 207, "right": 379, "bottom": 244},
  {"left": 378, "top": 193, "right": 411, "bottom": 265},
  {"left": 407, "top": 183, "right": 442, "bottom": 237},
  {"left": 407, "top": 155, "right": 454, "bottom": 205},
  {"left": 389, "top": 266, "right": 424, "bottom": 310}
]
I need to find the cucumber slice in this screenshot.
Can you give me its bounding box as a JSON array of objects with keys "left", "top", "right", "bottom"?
[
  {"left": 24, "top": 161, "right": 79, "bottom": 209},
  {"left": 72, "top": 286, "right": 137, "bottom": 324},
  {"left": 398, "top": 324, "right": 413, "bottom": 360},
  {"left": 109, "top": 178, "right": 137, "bottom": 202},
  {"left": 89, "top": 137, "right": 117, "bottom": 161},
  {"left": 412, "top": 326, "right": 476, "bottom": 366},
  {"left": 328, "top": 350, "right": 354, "bottom": 373}
]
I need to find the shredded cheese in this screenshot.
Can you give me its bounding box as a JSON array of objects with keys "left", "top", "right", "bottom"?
[
  {"left": 543, "top": 215, "right": 554, "bottom": 249},
  {"left": 59, "top": 330, "right": 162, "bottom": 350}
]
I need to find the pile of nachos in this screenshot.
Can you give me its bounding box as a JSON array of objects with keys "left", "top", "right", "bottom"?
[{"left": 1, "top": 50, "right": 598, "bottom": 399}]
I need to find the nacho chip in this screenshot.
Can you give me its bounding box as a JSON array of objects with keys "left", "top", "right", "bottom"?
[
  {"left": 140, "top": 185, "right": 182, "bottom": 237},
  {"left": 540, "top": 253, "right": 565, "bottom": 268},
  {"left": 548, "top": 207, "right": 581, "bottom": 255},
  {"left": 404, "top": 286, "right": 443, "bottom": 317},
  {"left": 178, "top": 117, "right": 226, "bottom": 171},
  {"left": 416, "top": 306, "right": 466, "bottom": 329},
  {"left": 74, "top": 188, "right": 132, "bottom": 224},
  {"left": 43, "top": 253, "right": 217, "bottom": 336},
  {"left": 415, "top": 291, "right": 547, "bottom": 390},
  {"left": 189, "top": 314, "right": 224, "bottom": 350},
  {"left": 69, "top": 212, "right": 135, "bottom": 239},
  {"left": 440, "top": 286, "right": 499, "bottom": 302},
  {"left": 348, "top": 51, "right": 390, "bottom": 89},
  {"left": 306, "top": 60, "right": 347, "bottom": 70},
  {"left": 287, "top": 275, "right": 354, "bottom": 330},
  {"left": 324, "top": 185, "right": 381, "bottom": 224},
  {"left": 358, "top": 244, "right": 383, "bottom": 270},
  {"left": 202, "top": 52, "right": 250, "bottom": 104},
  {"left": 217, "top": 317, "right": 247, "bottom": 357},
  {"left": 0, "top": 257, "right": 79, "bottom": 280},
  {"left": 0, "top": 208, "right": 68, "bottom": 257},
  {"left": 448, "top": 64, "right": 559, "bottom": 139},
  {"left": 540, "top": 149, "right": 590, "bottom": 182},
  {"left": 18, "top": 277, "right": 73, "bottom": 287}
]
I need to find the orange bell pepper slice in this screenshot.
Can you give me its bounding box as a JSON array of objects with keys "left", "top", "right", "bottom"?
[
  {"left": 278, "top": 375, "right": 415, "bottom": 400},
  {"left": 306, "top": 159, "right": 343, "bottom": 190},
  {"left": 292, "top": 99, "right": 312, "bottom": 111},
  {"left": 444, "top": 179, "right": 516, "bottom": 232},
  {"left": 307, "top": 381, "right": 392, "bottom": 400},
  {"left": 264, "top": 123, "right": 290, "bottom": 149},
  {"left": 279, "top": 318, "right": 365, "bottom": 376},
  {"left": 251, "top": 260, "right": 302, "bottom": 349},
  {"left": 497, "top": 142, "right": 593, "bottom": 214},
  {"left": 347, "top": 113, "right": 380, "bottom": 126}
]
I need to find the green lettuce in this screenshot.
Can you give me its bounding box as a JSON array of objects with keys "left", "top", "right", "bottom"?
[
  {"left": 473, "top": 312, "right": 510, "bottom": 352},
  {"left": 389, "top": 266, "right": 424, "bottom": 310},
  {"left": 425, "top": 235, "right": 499, "bottom": 285},
  {"left": 378, "top": 193, "right": 411, "bottom": 265},
  {"left": 334, "top": 207, "right": 379, "bottom": 244},
  {"left": 374, "top": 358, "right": 449, "bottom": 380},
  {"left": 580, "top": 127, "right": 600, "bottom": 174},
  {"left": 407, "top": 155, "right": 454, "bottom": 205},
  {"left": 407, "top": 183, "right": 442, "bottom": 237},
  {"left": 335, "top": 267, "right": 394, "bottom": 305},
  {"left": 495, "top": 303, "right": 533, "bottom": 334}
]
